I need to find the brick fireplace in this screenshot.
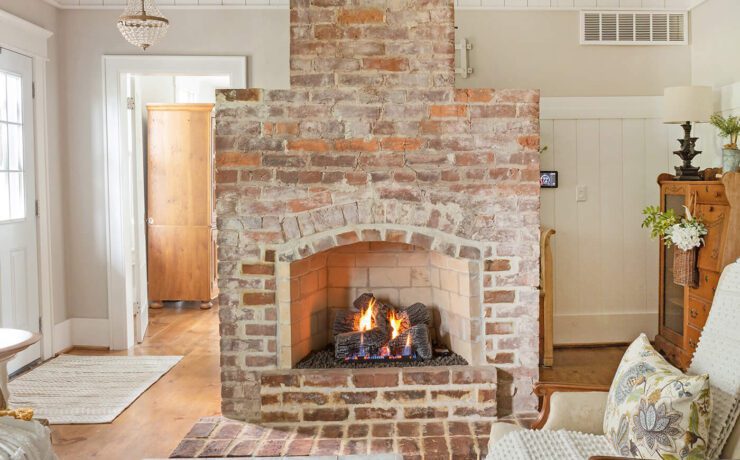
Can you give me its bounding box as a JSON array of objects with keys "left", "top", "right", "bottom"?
[{"left": 215, "top": 0, "right": 541, "bottom": 425}]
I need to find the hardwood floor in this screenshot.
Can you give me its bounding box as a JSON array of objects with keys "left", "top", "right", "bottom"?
[
  {"left": 45, "top": 303, "right": 626, "bottom": 459},
  {"left": 50, "top": 303, "right": 221, "bottom": 460},
  {"left": 540, "top": 345, "right": 626, "bottom": 387}
]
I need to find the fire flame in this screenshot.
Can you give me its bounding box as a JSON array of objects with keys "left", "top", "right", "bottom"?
[
  {"left": 358, "top": 297, "right": 376, "bottom": 332},
  {"left": 405, "top": 333, "right": 412, "bottom": 347},
  {"left": 389, "top": 310, "right": 403, "bottom": 340}
]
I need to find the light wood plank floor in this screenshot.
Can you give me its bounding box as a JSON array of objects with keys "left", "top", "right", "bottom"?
[
  {"left": 44, "top": 304, "right": 624, "bottom": 459},
  {"left": 50, "top": 303, "right": 221, "bottom": 459}
]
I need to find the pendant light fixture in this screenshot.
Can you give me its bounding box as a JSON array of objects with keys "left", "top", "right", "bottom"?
[{"left": 117, "top": 0, "right": 170, "bottom": 51}]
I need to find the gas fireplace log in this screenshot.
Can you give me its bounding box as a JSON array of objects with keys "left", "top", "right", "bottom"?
[
  {"left": 353, "top": 293, "right": 375, "bottom": 312},
  {"left": 335, "top": 327, "right": 389, "bottom": 359},
  {"left": 333, "top": 293, "right": 390, "bottom": 338},
  {"left": 403, "top": 302, "right": 431, "bottom": 326},
  {"left": 388, "top": 324, "right": 433, "bottom": 359},
  {"left": 332, "top": 310, "right": 357, "bottom": 336}
]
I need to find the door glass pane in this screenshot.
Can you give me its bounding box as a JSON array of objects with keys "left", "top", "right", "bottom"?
[
  {"left": 6, "top": 74, "right": 22, "bottom": 123},
  {"left": 0, "top": 124, "right": 7, "bottom": 170},
  {"left": 7, "top": 124, "right": 22, "bottom": 170},
  {"left": 0, "top": 69, "right": 26, "bottom": 223},
  {"left": 9, "top": 172, "right": 24, "bottom": 219},
  {"left": 662, "top": 194, "right": 686, "bottom": 335},
  {"left": 0, "top": 172, "right": 9, "bottom": 220},
  {"left": 0, "top": 73, "right": 6, "bottom": 121}
]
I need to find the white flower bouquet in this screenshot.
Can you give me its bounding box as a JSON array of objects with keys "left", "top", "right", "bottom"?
[
  {"left": 642, "top": 206, "right": 707, "bottom": 250},
  {"left": 642, "top": 205, "right": 707, "bottom": 287}
]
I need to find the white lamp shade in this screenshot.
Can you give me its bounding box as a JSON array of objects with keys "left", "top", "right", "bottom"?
[{"left": 663, "top": 86, "right": 713, "bottom": 124}]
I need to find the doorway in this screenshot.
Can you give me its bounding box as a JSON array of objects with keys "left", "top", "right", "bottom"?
[
  {"left": 103, "top": 56, "right": 246, "bottom": 349},
  {"left": 0, "top": 48, "right": 40, "bottom": 373}
]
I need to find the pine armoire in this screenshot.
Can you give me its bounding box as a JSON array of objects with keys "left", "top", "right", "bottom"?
[{"left": 146, "top": 104, "right": 218, "bottom": 309}]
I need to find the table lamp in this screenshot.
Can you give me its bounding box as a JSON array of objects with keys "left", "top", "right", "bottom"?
[{"left": 663, "top": 86, "right": 713, "bottom": 181}]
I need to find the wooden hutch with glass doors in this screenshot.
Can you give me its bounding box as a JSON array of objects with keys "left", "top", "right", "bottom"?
[{"left": 653, "top": 172, "right": 739, "bottom": 370}]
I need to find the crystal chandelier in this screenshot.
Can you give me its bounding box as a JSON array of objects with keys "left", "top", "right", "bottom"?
[{"left": 117, "top": 0, "right": 169, "bottom": 51}]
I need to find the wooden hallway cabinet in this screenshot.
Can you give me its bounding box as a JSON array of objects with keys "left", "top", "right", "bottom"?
[
  {"left": 146, "top": 104, "right": 217, "bottom": 309},
  {"left": 654, "top": 172, "right": 739, "bottom": 369}
]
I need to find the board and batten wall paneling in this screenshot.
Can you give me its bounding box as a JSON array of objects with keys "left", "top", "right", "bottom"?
[{"left": 539, "top": 96, "right": 725, "bottom": 345}]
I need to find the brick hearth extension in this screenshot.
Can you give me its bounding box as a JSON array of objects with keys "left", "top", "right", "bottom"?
[
  {"left": 171, "top": 413, "right": 538, "bottom": 458},
  {"left": 215, "top": 0, "right": 541, "bottom": 425}
]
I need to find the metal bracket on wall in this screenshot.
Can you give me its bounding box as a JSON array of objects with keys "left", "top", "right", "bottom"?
[{"left": 455, "top": 38, "right": 473, "bottom": 79}]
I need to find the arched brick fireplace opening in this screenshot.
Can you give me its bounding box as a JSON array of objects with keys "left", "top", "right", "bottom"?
[{"left": 275, "top": 227, "right": 485, "bottom": 369}]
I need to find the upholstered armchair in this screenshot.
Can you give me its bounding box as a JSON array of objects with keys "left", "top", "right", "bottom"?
[{"left": 487, "top": 260, "right": 740, "bottom": 460}]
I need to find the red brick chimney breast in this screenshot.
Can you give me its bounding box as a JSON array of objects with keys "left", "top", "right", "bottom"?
[{"left": 215, "top": 0, "right": 540, "bottom": 422}]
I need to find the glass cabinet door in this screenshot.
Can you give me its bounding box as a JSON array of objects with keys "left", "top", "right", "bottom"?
[{"left": 662, "top": 193, "right": 686, "bottom": 336}]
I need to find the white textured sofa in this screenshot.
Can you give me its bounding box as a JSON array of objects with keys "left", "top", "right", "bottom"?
[
  {"left": 488, "top": 260, "right": 740, "bottom": 460},
  {"left": 0, "top": 417, "right": 55, "bottom": 460}
]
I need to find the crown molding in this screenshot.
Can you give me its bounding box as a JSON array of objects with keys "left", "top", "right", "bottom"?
[{"left": 40, "top": 0, "right": 694, "bottom": 11}]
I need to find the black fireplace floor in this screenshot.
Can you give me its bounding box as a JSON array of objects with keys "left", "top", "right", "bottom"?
[{"left": 294, "top": 346, "right": 468, "bottom": 369}]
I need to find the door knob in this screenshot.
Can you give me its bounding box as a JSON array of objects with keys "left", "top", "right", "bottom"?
[{"left": 147, "top": 217, "right": 154, "bottom": 225}]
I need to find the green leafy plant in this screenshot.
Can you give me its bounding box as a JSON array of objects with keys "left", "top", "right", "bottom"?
[
  {"left": 642, "top": 206, "right": 678, "bottom": 240},
  {"left": 709, "top": 112, "right": 740, "bottom": 149}
]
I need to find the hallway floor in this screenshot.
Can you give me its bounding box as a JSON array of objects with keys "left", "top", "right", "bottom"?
[
  {"left": 50, "top": 304, "right": 221, "bottom": 459},
  {"left": 45, "top": 304, "right": 625, "bottom": 459}
]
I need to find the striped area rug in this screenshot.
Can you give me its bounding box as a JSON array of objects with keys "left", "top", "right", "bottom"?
[{"left": 8, "top": 354, "right": 182, "bottom": 424}]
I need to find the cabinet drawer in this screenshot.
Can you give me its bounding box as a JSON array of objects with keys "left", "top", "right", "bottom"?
[
  {"left": 689, "top": 270, "right": 720, "bottom": 302},
  {"left": 686, "top": 325, "right": 702, "bottom": 355},
  {"left": 693, "top": 184, "right": 727, "bottom": 204},
  {"left": 687, "top": 298, "right": 711, "bottom": 329}
]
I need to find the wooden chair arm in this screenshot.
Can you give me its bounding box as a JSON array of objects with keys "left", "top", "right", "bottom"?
[
  {"left": 589, "top": 457, "right": 634, "bottom": 460},
  {"left": 531, "top": 382, "right": 611, "bottom": 429}
]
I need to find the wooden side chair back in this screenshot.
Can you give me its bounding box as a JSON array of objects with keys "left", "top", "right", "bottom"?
[{"left": 539, "top": 228, "right": 555, "bottom": 367}]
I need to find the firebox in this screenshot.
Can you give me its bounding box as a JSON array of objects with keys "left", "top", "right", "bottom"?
[{"left": 276, "top": 240, "right": 482, "bottom": 369}]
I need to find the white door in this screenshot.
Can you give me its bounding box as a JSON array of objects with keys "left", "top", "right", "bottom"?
[
  {"left": 0, "top": 49, "right": 40, "bottom": 373},
  {"left": 123, "top": 75, "right": 149, "bottom": 343}
]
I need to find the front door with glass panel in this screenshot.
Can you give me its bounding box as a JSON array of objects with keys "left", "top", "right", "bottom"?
[{"left": 0, "top": 49, "right": 40, "bottom": 374}]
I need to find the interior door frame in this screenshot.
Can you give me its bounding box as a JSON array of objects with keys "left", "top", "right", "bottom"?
[
  {"left": 0, "top": 10, "right": 54, "bottom": 361},
  {"left": 102, "top": 55, "right": 246, "bottom": 350}
]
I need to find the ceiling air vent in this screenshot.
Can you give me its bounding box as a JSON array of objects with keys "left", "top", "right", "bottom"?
[{"left": 581, "top": 11, "right": 687, "bottom": 45}]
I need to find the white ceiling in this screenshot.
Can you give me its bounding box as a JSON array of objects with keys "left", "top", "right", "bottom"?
[{"left": 43, "top": 0, "right": 704, "bottom": 9}]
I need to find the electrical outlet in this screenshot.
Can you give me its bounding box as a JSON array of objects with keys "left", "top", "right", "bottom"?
[{"left": 576, "top": 185, "right": 588, "bottom": 202}]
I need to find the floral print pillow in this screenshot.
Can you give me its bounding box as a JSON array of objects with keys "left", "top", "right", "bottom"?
[{"left": 603, "top": 334, "right": 711, "bottom": 460}]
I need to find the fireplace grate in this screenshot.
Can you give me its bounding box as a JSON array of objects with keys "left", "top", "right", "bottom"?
[{"left": 294, "top": 346, "right": 468, "bottom": 370}]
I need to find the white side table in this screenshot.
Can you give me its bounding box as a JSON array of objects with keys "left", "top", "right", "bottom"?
[{"left": 0, "top": 329, "right": 41, "bottom": 409}]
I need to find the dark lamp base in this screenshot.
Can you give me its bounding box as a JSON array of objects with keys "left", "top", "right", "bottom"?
[
  {"left": 674, "top": 165, "right": 702, "bottom": 181},
  {"left": 672, "top": 121, "right": 703, "bottom": 182}
]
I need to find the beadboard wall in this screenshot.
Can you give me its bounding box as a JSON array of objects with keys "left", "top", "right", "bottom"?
[{"left": 539, "top": 95, "right": 724, "bottom": 345}]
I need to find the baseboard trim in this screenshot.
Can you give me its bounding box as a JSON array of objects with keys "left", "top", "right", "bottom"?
[
  {"left": 53, "top": 318, "right": 110, "bottom": 353},
  {"left": 554, "top": 312, "right": 657, "bottom": 346},
  {"left": 53, "top": 320, "right": 72, "bottom": 354}
]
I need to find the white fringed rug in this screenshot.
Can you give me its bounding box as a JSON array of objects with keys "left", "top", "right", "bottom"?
[{"left": 8, "top": 354, "right": 182, "bottom": 424}]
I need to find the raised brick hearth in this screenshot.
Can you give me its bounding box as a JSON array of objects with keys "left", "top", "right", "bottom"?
[{"left": 215, "top": 0, "right": 541, "bottom": 424}]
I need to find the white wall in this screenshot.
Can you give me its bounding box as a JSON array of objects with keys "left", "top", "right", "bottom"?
[
  {"left": 690, "top": 0, "right": 740, "bottom": 161},
  {"left": 56, "top": 8, "right": 289, "bottom": 320},
  {"left": 541, "top": 100, "right": 665, "bottom": 344},
  {"left": 690, "top": 0, "right": 740, "bottom": 89},
  {"left": 540, "top": 91, "right": 732, "bottom": 345},
  {"left": 455, "top": 10, "right": 692, "bottom": 96},
  {"left": 0, "top": 0, "right": 68, "bottom": 325}
]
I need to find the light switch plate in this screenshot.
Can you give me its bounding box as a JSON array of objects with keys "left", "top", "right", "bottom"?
[{"left": 576, "top": 185, "right": 588, "bottom": 202}]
